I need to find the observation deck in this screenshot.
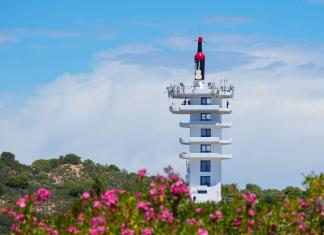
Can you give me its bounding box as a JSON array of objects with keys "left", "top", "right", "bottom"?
[{"left": 167, "top": 83, "right": 234, "bottom": 99}]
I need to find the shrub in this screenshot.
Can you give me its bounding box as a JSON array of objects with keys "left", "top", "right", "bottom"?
[
  {"left": 32, "top": 159, "right": 60, "bottom": 171},
  {"left": 5, "top": 175, "right": 29, "bottom": 188},
  {"left": 3, "top": 169, "right": 324, "bottom": 235}
]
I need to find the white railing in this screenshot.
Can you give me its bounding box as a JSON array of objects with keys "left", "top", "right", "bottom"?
[{"left": 167, "top": 83, "right": 234, "bottom": 98}]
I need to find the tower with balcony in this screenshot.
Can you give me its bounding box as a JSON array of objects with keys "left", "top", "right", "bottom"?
[{"left": 167, "top": 37, "right": 234, "bottom": 202}]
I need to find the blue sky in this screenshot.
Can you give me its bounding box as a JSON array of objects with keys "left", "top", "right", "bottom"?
[{"left": 1, "top": 1, "right": 324, "bottom": 189}]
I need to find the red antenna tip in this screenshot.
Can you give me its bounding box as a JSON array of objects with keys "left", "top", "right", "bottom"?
[{"left": 198, "top": 37, "right": 203, "bottom": 43}]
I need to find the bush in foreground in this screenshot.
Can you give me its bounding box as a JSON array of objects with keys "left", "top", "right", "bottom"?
[{"left": 3, "top": 168, "right": 324, "bottom": 234}]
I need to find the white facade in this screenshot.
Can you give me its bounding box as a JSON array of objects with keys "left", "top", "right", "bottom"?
[{"left": 166, "top": 38, "right": 234, "bottom": 203}]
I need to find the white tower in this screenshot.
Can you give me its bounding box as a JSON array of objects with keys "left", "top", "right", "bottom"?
[{"left": 167, "top": 37, "right": 234, "bottom": 202}]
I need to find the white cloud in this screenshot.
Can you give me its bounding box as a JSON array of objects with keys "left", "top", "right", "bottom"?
[{"left": 1, "top": 38, "right": 324, "bottom": 189}]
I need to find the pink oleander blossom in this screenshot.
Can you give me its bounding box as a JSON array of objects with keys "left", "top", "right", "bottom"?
[
  {"left": 195, "top": 207, "right": 202, "bottom": 213},
  {"left": 149, "top": 188, "right": 156, "bottom": 195},
  {"left": 138, "top": 169, "right": 147, "bottom": 178},
  {"left": 198, "top": 228, "right": 208, "bottom": 235},
  {"left": 248, "top": 209, "right": 255, "bottom": 217},
  {"left": 233, "top": 217, "right": 241, "bottom": 226},
  {"left": 101, "top": 189, "right": 119, "bottom": 208},
  {"left": 16, "top": 197, "right": 27, "bottom": 208},
  {"left": 215, "top": 210, "right": 223, "bottom": 219},
  {"left": 137, "top": 201, "right": 149, "bottom": 211},
  {"left": 170, "top": 179, "right": 189, "bottom": 196},
  {"left": 82, "top": 192, "right": 90, "bottom": 200},
  {"left": 34, "top": 188, "right": 51, "bottom": 205},
  {"left": 141, "top": 227, "right": 153, "bottom": 235},
  {"left": 160, "top": 207, "right": 174, "bottom": 224},
  {"left": 93, "top": 200, "right": 101, "bottom": 208},
  {"left": 67, "top": 226, "right": 77, "bottom": 234},
  {"left": 14, "top": 214, "right": 24, "bottom": 221},
  {"left": 121, "top": 228, "right": 134, "bottom": 235}
]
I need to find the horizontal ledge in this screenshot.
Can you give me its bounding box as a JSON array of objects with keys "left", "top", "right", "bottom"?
[
  {"left": 179, "top": 152, "right": 232, "bottom": 160},
  {"left": 179, "top": 137, "right": 232, "bottom": 145},
  {"left": 169, "top": 105, "right": 232, "bottom": 114},
  {"left": 179, "top": 122, "right": 232, "bottom": 128}
]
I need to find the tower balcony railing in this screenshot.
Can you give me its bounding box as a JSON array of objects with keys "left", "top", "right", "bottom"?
[
  {"left": 179, "top": 152, "right": 232, "bottom": 160},
  {"left": 179, "top": 137, "right": 232, "bottom": 145},
  {"left": 179, "top": 121, "right": 232, "bottom": 128},
  {"left": 169, "top": 104, "right": 231, "bottom": 114},
  {"left": 167, "top": 83, "right": 234, "bottom": 99}
]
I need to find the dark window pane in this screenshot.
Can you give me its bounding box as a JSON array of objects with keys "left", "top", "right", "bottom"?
[
  {"left": 201, "top": 97, "right": 211, "bottom": 105},
  {"left": 200, "top": 176, "right": 211, "bottom": 186},
  {"left": 201, "top": 128, "right": 211, "bottom": 137},
  {"left": 201, "top": 160, "right": 211, "bottom": 172}
]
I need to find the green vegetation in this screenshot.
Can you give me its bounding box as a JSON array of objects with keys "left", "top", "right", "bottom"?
[{"left": 0, "top": 151, "right": 322, "bottom": 234}]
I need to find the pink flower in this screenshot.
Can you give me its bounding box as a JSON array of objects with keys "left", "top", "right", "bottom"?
[
  {"left": 34, "top": 188, "right": 51, "bottom": 205},
  {"left": 248, "top": 209, "right": 255, "bottom": 217},
  {"left": 209, "top": 213, "right": 216, "bottom": 220},
  {"left": 298, "top": 211, "right": 306, "bottom": 218},
  {"left": 195, "top": 207, "right": 202, "bottom": 214},
  {"left": 198, "top": 228, "right": 208, "bottom": 235},
  {"left": 141, "top": 227, "right": 153, "bottom": 235},
  {"left": 16, "top": 197, "right": 27, "bottom": 208},
  {"left": 135, "top": 192, "right": 141, "bottom": 198},
  {"left": 170, "top": 179, "right": 189, "bottom": 196},
  {"left": 299, "top": 199, "right": 308, "bottom": 209},
  {"left": 101, "top": 189, "right": 118, "bottom": 208},
  {"left": 137, "top": 201, "right": 149, "bottom": 211},
  {"left": 215, "top": 210, "right": 222, "bottom": 219},
  {"left": 248, "top": 219, "right": 255, "bottom": 226},
  {"left": 90, "top": 216, "right": 106, "bottom": 228},
  {"left": 97, "top": 226, "right": 105, "bottom": 233},
  {"left": 138, "top": 169, "right": 147, "bottom": 178},
  {"left": 298, "top": 222, "right": 306, "bottom": 231},
  {"left": 93, "top": 200, "right": 101, "bottom": 208},
  {"left": 14, "top": 214, "right": 24, "bottom": 221},
  {"left": 237, "top": 207, "right": 242, "bottom": 213},
  {"left": 67, "top": 226, "right": 77, "bottom": 234},
  {"left": 89, "top": 228, "right": 98, "bottom": 235},
  {"left": 241, "top": 192, "right": 257, "bottom": 205},
  {"left": 82, "top": 192, "right": 90, "bottom": 200},
  {"left": 121, "top": 228, "right": 134, "bottom": 235},
  {"left": 11, "top": 224, "right": 20, "bottom": 233},
  {"left": 160, "top": 207, "right": 174, "bottom": 224},
  {"left": 233, "top": 217, "right": 241, "bottom": 226},
  {"left": 149, "top": 189, "right": 156, "bottom": 195}
]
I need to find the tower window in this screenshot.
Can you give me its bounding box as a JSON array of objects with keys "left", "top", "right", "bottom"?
[
  {"left": 201, "top": 128, "right": 211, "bottom": 137},
  {"left": 200, "top": 160, "right": 211, "bottom": 172},
  {"left": 201, "top": 113, "right": 211, "bottom": 121},
  {"left": 201, "top": 144, "right": 211, "bottom": 153},
  {"left": 201, "top": 97, "right": 211, "bottom": 105},
  {"left": 200, "top": 176, "right": 211, "bottom": 186}
]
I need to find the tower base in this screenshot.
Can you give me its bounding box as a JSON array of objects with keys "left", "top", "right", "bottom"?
[{"left": 190, "top": 183, "right": 222, "bottom": 203}]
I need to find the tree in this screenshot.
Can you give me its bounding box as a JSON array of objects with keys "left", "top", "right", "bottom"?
[
  {"left": 245, "top": 183, "right": 263, "bottom": 196},
  {"left": 62, "top": 154, "right": 81, "bottom": 165},
  {"left": 0, "top": 152, "right": 15, "bottom": 162}
]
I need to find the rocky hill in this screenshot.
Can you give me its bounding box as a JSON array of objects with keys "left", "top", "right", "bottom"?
[{"left": 0, "top": 152, "right": 140, "bottom": 233}]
